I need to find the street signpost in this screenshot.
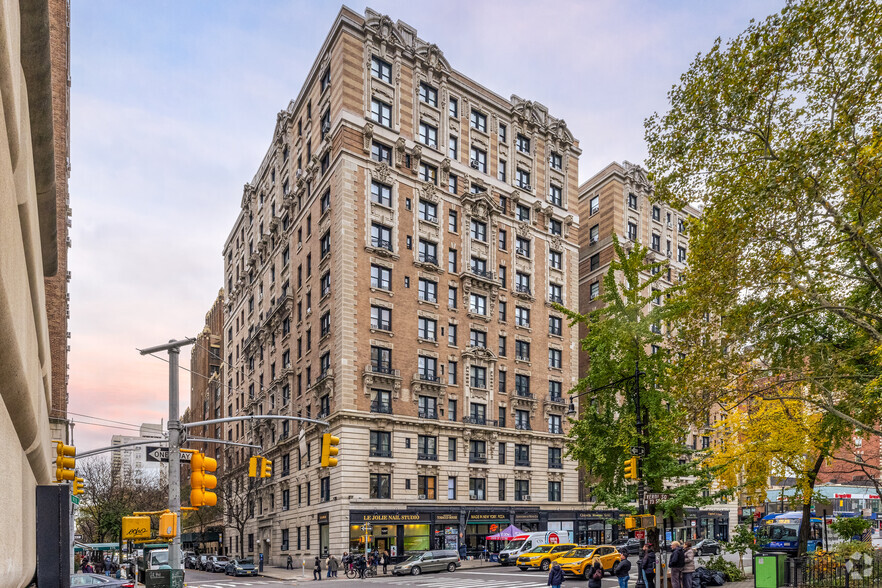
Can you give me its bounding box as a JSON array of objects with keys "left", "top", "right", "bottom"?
[
  {"left": 145, "top": 447, "right": 193, "bottom": 463},
  {"left": 71, "top": 495, "right": 80, "bottom": 505},
  {"left": 630, "top": 446, "right": 645, "bottom": 456},
  {"left": 645, "top": 493, "right": 670, "bottom": 505}
]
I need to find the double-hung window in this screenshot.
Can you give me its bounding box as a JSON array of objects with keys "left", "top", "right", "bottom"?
[
  {"left": 470, "top": 110, "right": 487, "bottom": 132},
  {"left": 372, "top": 142, "right": 392, "bottom": 164},
  {"left": 370, "top": 182, "right": 391, "bottom": 207},
  {"left": 470, "top": 220, "right": 487, "bottom": 242},
  {"left": 549, "top": 250, "right": 562, "bottom": 269},
  {"left": 470, "top": 147, "right": 487, "bottom": 173},
  {"left": 371, "top": 99, "right": 391, "bottom": 127},
  {"left": 418, "top": 240, "right": 438, "bottom": 266},
  {"left": 370, "top": 264, "right": 391, "bottom": 290},
  {"left": 516, "top": 169, "right": 531, "bottom": 190},
  {"left": 418, "top": 200, "right": 437, "bottom": 223},
  {"left": 418, "top": 317, "right": 437, "bottom": 341},
  {"left": 419, "top": 82, "right": 438, "bottom": 106},
  {"left": 371, "top": 56, "right": 392, "bottom": 82},
  {"left": 419, "top": 122, "right": 437, "bottom": 148},
  {"left": 549, "top": 184, "right": 562, "bottom": 207},
  {"left": 516, "top": 134, "right": 530, "bottom": 153},
  {"left": 370, "top": 223, "right": 392, "bottom": 251},
  {"left": 418, "top": 278, "right": 437, "bottom": 302}
]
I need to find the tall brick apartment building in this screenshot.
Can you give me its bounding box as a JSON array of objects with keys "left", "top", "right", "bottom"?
[{"left": 220, "top": 6, "right": 594, "bottom": 563}]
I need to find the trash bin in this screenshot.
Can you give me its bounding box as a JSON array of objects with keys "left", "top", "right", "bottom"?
[{"left": 754, "top": 552, "right": 788, "bottom": 588}]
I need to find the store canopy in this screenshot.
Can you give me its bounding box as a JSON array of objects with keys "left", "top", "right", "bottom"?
[{"left": 487, "top": 524, "right": 524, "bottom": 540}]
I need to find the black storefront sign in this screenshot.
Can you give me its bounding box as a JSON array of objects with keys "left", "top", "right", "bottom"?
[
  {"left": 317, "top": 511, "right": 329, "bottom": 523},
  {"left": 350, "top": 511, "right": 434, "bottom": 524},
  {"left": 435, "top": 513, "right": 459, "bottom": 523},
  {"left": 468, "top": 512, "right": 509, "bottom": 522}
]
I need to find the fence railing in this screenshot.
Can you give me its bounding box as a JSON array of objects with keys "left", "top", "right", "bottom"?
[{"left": 787, "top": 551, "right": 882, "bottom": 588}]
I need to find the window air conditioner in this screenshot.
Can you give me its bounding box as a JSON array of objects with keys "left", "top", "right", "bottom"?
[
  {"left": 470, "top": 160, "right": 480, "bottom": 169},
  {"left": 322, "top": 122, "right": 331, "bottom": 135},
  {"left": 418, "top": 494, "right": 427, "bottom": 500},
  {"left": 523, "top": 495, "right": 532, "bottom": 501}
]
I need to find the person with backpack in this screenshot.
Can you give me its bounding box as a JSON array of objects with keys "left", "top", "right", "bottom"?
[
  {"left": 669, "top": 541, "right": 685, "bottom": 588},
  {"left": 313, "top": 555, "right": 322, "bottom": 581},
  {"left": 683, "top": 542, "right": 696, "bottom": 588},
  {"left": 641, "top": 544, "right": 656, "bottom": 588},
  {"left": 613, "top": 549, "right": 633, "bottom": 588},
  {"left": 548, "top": 561, "right": 565, "bottom": 587}
]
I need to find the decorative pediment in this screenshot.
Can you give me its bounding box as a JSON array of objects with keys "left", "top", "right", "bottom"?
[
  {"left": 461, "top": 188, "right": 498, "bottom": 221},
  {"left": 622, "top": 161, "right": 653, "bottom": 195},
  {"left": 241, "top": 183, "right": 256, "bottom": 209},
  {"left": 510, "top": 95, "right": 549, "bottom": 129},
  {"left": 516, "top": 221, "right": 531, "bottom": 238},
  {"left": 415, "top": 43, "right": 451, "bottom": 74},
  {"left": 548, "top": 118, "right": 575, "bottom": 145},
  {"left": 462, "top": 346, "right": 498, "bottom": 362},
  {"left": 371, "top": 162, "right": 393, "bottom": 185},
  {"left": 419, "top": 182, "right": 438, "bottom": 203}
]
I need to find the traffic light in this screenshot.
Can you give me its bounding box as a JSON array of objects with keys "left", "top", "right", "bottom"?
[
  {"left": 55, "top": 441, "right": 76, "bottom": 482},
  {"left": 624, "top": 516, "right": 637, "bottom": 530},
  {"left": 624, "top": 456, "right": 638, "bottom": 480},
  {"left": 72, "top": 477, "right": 85, "bottom": 496},
  {"left": 260, "top": 457, "right": 273, "bottom": 478},
  {"left": 158, "top": 512, "right": 178, "bottom": 539},
  {"left": 190, "top": 452, "right": 218, "bottom": 507},
  {"left": 249, "top": 456, "right": 259, "bottom": 478},
  {"left": 321, "top": 433, "right": 340, "bottom": 467}
]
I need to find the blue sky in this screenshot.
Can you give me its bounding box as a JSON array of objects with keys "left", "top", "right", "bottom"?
[{"left": 68, "top": 0, "right": 784, "bottom": 449}]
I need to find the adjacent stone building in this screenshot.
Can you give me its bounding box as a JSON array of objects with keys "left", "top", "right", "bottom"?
[
  {"left": 187, "top": 290, "right": 226, "bottom": 469},
  {"left": 221, "top": 6, "right": 588, "bottom": 563}
]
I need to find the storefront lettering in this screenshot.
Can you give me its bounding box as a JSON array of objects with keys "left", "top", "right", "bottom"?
[
  {"left": 469, "top": 513, "right": 508, "bottom": 521},
  {"left": 435, "top": 514, "right": 459, "bottom": 521},
  {"left": 350, "top": 512, "right": 433, "bottom": 523}
]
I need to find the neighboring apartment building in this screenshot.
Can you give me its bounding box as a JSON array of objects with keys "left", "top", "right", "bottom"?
[
  {"left": 110, "top": 423, "right": 166, "bottom": 481},
  {"left": 187, "top": 290, "right": 226, "bottom": 468},
  {"left": 46, "top": 0, "right": 72, "bottom": 445},
  {"left": 0, "top": 0, "right": 62, "bottom": 583},
  {"left": 221, "top": 6, "right": 586, "bottom": 563}
]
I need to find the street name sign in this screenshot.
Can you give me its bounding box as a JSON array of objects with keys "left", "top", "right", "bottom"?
[
  {"left": 145, "top": 446, "right": 193, "bottom": 463},
  {"left": 645, "top": 493, "right": 671, "bottom": 505},
  {"left": 630, "top": 447, "right": 645, "bottom": 456}
]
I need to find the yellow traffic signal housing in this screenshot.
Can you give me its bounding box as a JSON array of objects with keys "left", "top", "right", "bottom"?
[
  {"left": 249, "top": 456, "right": 259, "bottom": 478},
  {"left": 624, "top": 456, "right": 638, "bottom": 480},
  {"left": 260, "top": 457, "right": 273, "bottom": 478},
  {"left": 72, "top": 477, "right": 85, "bottom": 496},
  {"left": 55, "top": 441, "right": 76, "bottom": 482},
  {"left": 158, "top": 512, "right": 178, "bottom": 539},
  {"left": 122, "top": 516, "right": 151, "bottom": 540},
  {"left": 190, "top": 452, "right": 218, "bottom": 507},
  {"left": 624, "top": 516, "right": 637, "bottom": 530},
  {"left": 321, "top": 433, "right": 340, "bottom": 467},
  {"left": 638, "top": 514, "right": 657, "bottom": 529}
]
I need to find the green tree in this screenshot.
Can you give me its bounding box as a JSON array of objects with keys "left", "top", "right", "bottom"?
[
  {"left": 829, "top": 516, "right": 872, "bottom": 542},
  {"left": 644, "top": 0, "right": 882, "bottom": 554},
  {"left": 726, "top": 524, "right": 759, "bottom": 571},
  {"left": 559, "top": 237, "right": 718, "bottom": 516}
]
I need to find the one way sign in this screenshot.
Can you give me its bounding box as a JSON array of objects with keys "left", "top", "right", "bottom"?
[{"left": 145, "top": 446, "right": 193, "bottom": 463}]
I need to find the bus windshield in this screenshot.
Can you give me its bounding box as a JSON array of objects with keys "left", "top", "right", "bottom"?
[{"left": 765, "top": 523, "right": 799, "bottom": 541}]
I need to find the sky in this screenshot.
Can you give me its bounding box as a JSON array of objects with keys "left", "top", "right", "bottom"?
[{"left": 67, "top": 0, "right": 785, "bottom": 451}]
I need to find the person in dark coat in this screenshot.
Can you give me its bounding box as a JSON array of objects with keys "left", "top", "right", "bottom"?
[
  {"left": 641, "top": 544, "right": 657, "bottom": 588},
  {"left": 313, "top": 555, "right": 322, "bottom": 580},
  {"left": 548, "top": 561, "right": 566, "bottom": 587},
  {"left": 459, "top": 543, "right": 468, "bottom": 559},
  {"left": 588, "top": 559, "right": 604, "bottom": 588},
  {"left": 669, "top": 541, "right": 685, "bottom": 588},
  {"left": 613, "top": 549, "right": 633, "bottom": 588}
]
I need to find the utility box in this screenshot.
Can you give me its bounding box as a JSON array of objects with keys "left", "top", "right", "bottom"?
[{"left": 755, "top": 552, "right": 788, "bottom": 588}]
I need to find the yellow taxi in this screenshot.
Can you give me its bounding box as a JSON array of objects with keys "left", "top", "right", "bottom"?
[
  {"left": 516, "top": 543, "right": 578, "bottom": 571},
  {"left": 559, "top": 545, "right": 622, "bottom": 578}
]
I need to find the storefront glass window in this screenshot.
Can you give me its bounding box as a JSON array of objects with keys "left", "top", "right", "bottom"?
[{"left": 403, "top": 524, "right": 430, "bottom": 554}]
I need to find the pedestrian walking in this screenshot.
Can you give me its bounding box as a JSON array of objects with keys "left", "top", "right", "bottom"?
[
  {"left": 104, "top": 555, "right": 113, "bottom": 576},
  {"left": 613, "top": 549, "right": 632, "bottom": 588},
  {"left": 669, "top": 541, "right": 685, "bottom": 588},
  {"left": 640, "top": 545, "right": 656, "bottom": 588},
  {"left": 459, "top": 543, "right": 467, "bottom": 560},
  {"left": 548, "top": 561, "right": 565, "bottom": 587},
  {"left": 313, "top": 555, "right": 323, "bottom": 581},
  {"left": 356, "top": 554, "right": 367, "bottom": 578},
  {"left": 682, "top": 543, "right": 696, "bottom": 588},
  {"left": 287, "top": 554, "right": 293, "bottom": 570},
  {"left": 328, "top": 554, "right": 339, "bottom": 578},
  {"left": 588, "top": 559, "right": 604, "bottom": 588},
  {"left": 381, "top": 549, "right": 389, "bottom": 574}
]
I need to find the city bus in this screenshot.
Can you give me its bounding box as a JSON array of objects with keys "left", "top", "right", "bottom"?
[{"left": 756, "top": 512, "right": 823, "bottom": 554}]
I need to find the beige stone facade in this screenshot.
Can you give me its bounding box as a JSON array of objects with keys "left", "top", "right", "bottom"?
[
  {"left": 221, "top": 7, "right": 587, "bottom": 563},
  {"left": 0, "top": 0, "right": 61, "bottom": 584}
]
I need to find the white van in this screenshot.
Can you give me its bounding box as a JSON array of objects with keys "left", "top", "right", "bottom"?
[{"left": 498, "top": 531, "right": 574, "bottom": 565}]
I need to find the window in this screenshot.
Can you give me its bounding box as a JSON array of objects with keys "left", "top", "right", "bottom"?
[
  {"left": 498, "top": 369, "right": 507, "bottom": 394},
  {"left": 550, "top": 316, "right": 562, "bottom": 336},
  {"left": 549, "top": 348, "right": 562, "bottom": 368},
  {"left": 418, "top": 278, "right": 437, "bottom": 302},
  {"left": 448, "top": 97, "right": 458, "bottom": 118},
  {"left": 515, "top": 272, "right": 531, "bottom": 294},
  {"left": 515, "top": 340, "right": 531, "bottom": 361},
  {"left": 499, "top": 300, "right": 507, "bottom": 321},
  {"left": 516, "top": 169, "right": 531, "bottom": 190},
  {"left": 320, "top": 110, "right": 331, "bottom": 141},
  {"left": 678, "top": 246, "right": 687, "bottom": 263},
  {"left": 369, "top": 473, "right": 391, "bottom": 499},
  {"left": 515, "top": 306, "right": 530, "bottom": 327},
  {"left": 418, "top": 240, "right": 438, "bottom": 265},
  {"left": 418, "top": 435, "right": 438, "bottom": 460},
  {"left": 550, "top": 250, "right": 563, "bottom": 269},
  {"left": 589, "top": 253, "right": 600, "bottom": 272},
  {"left": 516, "top": 204, "right": 531, "bottom": 222},
  {"left": 418, "top": 356, "right": 438, "bottom": 381},
  {"left": 448, "top": 286, "right": 457, "bottom": 309},
  {"left": 548, "top": 481, "right": 561, "bottom": 502},
  {"left": 371, "top": 223, "right": 392, "bottom": 250},
  {"left": 549, "top": 283, "right": 563, "bottom": 304},
  {"left": 652, "top": 233, "right": 661, "bottom": 252},
  {"left": 515, "top": 237, "right": 531, "bottom": 257},
  {"left": 321, "top": 189, "right": 331, "bottom": 214},
  {"left": 448, "top": 174, "right": 458, "bottom": 194},
  {"left": 320, "top": 311, "right": 331, "bottom": 337},
  {"left": 448, "top": 249, "right": 457, "bottom": 273},
  {"left": 371, "top": 99, "right": 392, "bottom": 127},
  {"left": 469, "top": 478, "right": 486, "bottom": 500},
  {"left": 549, "top": 446, "right": 563, "bottom": 469},
  {"left": 419, "top": 163, "right": 437, "bottom": 185},
  {"left": 448, "top": 210, "right": 458, "bottom": 233},
  {"left": 470, "top": 329, "right": 487, "bottom": 349},
  {"left": 470, "top": 110, "right": 487, "bottom": 132},
  {"left": 448, "top": 360, "right": 457, "bottom": 385},
  {"left": 515, "top": 444, "right": 530, "bottom": 466},
  {"left": 498, "top": 122, "right": 507, "bottom": 141},
  {"left": 320, "top": 476, "right": 330, "bottom": 502},
  {"left": 448, "top": 477, "right": 457, "bottom": 499},
  {"left": 589, "top": 281, "right": 600, "bottom": 300},
  {"left": 550, "top": 219, "right": 562, "bottom": 235},
  {"left": 469, "top": 437, "right": 487, "bottom": 461},
  {"left": 549, "top": 413, "right": 563, "bottom": 434},
  {"left": 418, "top": 317, "right": 437, "bottom": 341},
  {"left": 371, "top": 56, "right": 392, "bottom": 82},
  {"left": 515, "top": 376, "right": 530, "bottom": 399},
  {"left": 469, "top": 293, "right": 487, "bottom": 315},
  {"left": 419, "top": 82, "right": 438, "bottom": 106},
  {"left": 448, "top": 135, "right": 458, "bottom": 159},
  {"left": 470, "top": 220, "right": 487, "bottom": 242},
  {"left": 678, "top": 217, "right": 686, "bottom": 233},
  {"left": 497, "top": 159, "right": 507, "bottom": 182},
  {"left": 652, "top": 289, "right": 662, "bottom": 306},
  {"left": 371, "top": 388, "right": 391, "bottom": 413},
  {"left": 418, "top": 200, "right": 438, "bottom": 223},
  {"left": 589, "top": 224, "right": 599, "bottom": 244},
  {"left": 370, "top": 265, "right": 391, "bottom": 290},
  {"left": 371, "top": 181, "right": 391, "bottom": 206},
  {"left": 590, "top": 195, "right": 599, "bottom": 215},
  {"left": 470, "top": 365, "right": 487, "bottom": 389},
  {"left": 419, "top": 122, "right": 438, "bottom": 147},
  {"left": 629, "top": 193, "right": 638, "bottom": 209},
  {"left": 516, "top": 134, "right": 530, "bottom": 153},
  {"left": 652, "top": 205, "right": 661, "bottom": 221},
  {"left": 628, "top": 222, "right": 638, "bottom": 242},
  {"left": 418, "top": 475, "right": 436, "bottom": 499},
  {"left": 370, "top": 430, "right": 391, "bottom": 457},
  {"left": 549, "top": 185, "right": 562, "bottom": 207},
  {"left": 470, "top": 257, "right": 487, "bottom": 277},
  {"left": 320, "top": 232, "right": 331, "bottom": 257},
  {"left": 498, "top": 479, "right": 507, "bottom": 501},
  {"left": 470, "top": 147, "right": 487, "bottom": 173},
  {"left": 418, "top": 393, "right": 438, "bottom": 416},
  {"left": 498, "top": 265, "right": 506, "bottom": 288},
  {"left": 498, "top": 335, "right": 507, "bottom": 357},
  {"left": 320, "top": 272, "right": 331, "bottom": 297},
  {"left": 550, "top": 152, "right": 563, "bottom": 170},
  {"left": 372, "top": 142, "right": 392, "bottom": 164}
]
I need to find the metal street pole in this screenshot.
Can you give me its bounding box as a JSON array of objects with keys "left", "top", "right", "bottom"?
[{"left": 139, "top": 337, "right": 195, "bottom": 571}]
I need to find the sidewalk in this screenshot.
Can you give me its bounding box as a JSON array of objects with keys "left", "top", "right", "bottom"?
[{"left": 259, "top": 557, "right": 497, "bottom": 581}]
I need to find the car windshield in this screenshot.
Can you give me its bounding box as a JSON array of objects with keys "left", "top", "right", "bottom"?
[
  {"left": 238, "top": 559, "right": 253, "bottom": 565},
  {"left": 401, "top": 554, "right": 423, "bottom": 563},
  {"left": 504, "top": 539, "right": 526, "bottom": 550},
  {"left": 216, "top": 556, "right": 229, "bottom": 562},
  {"left": 531, "top": 545, "right": 555, "bottom": 553},
  {"left": 150, "top": 551, "right": 168, "bottom": 566},
  {"left": 567, "top": 548, "right": 596, "bottom": 558}
]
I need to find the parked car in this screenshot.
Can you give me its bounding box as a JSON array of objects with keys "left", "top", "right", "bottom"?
[
  {"left": 613, "top": 538, "right": 642, "bottom": 555},
  {"left": 207, "top": 555, "right": 230, "bottom": 572},
  {"left": 392, "top": 550, "right": 461, "bottom": 576},
  {"left": 70, "top": 574, "right": 132, "bottom": 587},
  {"left": 225, "top": 558, "right": 258, "bottom": 577},
  {"left": 183, "top": 551, "right": 197, "bottom": 569},
  {"left": 694, "top": 539, "right": 722, "bottom": 555},
  {"left": 197, "top": 554, "right": 216, "bottom": 570}
]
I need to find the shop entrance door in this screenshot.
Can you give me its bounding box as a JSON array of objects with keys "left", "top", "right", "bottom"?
[{"left": 376, "top": 537, "right": 390, "bottom": 553}]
